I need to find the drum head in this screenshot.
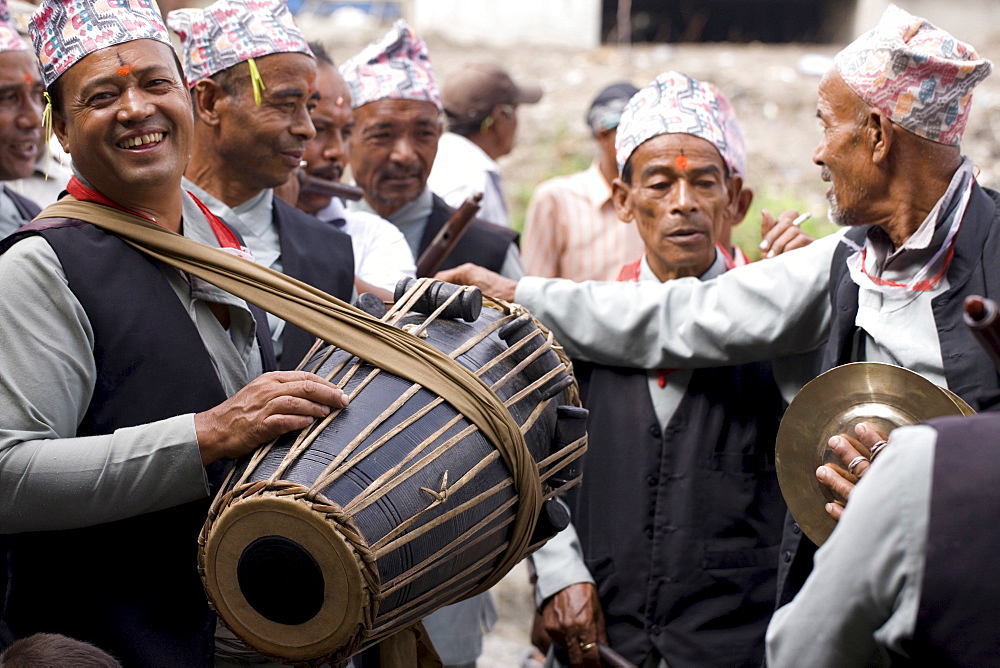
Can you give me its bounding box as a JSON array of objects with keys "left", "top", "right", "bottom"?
[
  {"left": 776, "top": 362, "right": 967, "bottom": 546},
  {"left": 200, "top": 487, "right": 375, "bottom": 663}
]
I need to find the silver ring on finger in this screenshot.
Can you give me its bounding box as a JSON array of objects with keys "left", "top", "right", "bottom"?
[
  {"left": 847, "top": 455, "right": 870, "bottom": 476},
  {"left": 869, "top": 439, "right": 889, "bottom": 461}
]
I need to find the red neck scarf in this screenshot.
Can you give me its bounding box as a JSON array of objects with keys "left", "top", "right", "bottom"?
[{"left": 66, "top": 176, "right": 245, "bottom": 252}]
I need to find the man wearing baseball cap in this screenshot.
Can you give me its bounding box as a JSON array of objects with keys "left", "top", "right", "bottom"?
[
  {"left": 521, "top": 82, "right": 645, "bottom": 281},
  {"left": 427, "top": 62, "right": 542, "bottom": 228}
]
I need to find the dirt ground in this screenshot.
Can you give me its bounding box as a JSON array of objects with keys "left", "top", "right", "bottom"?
[{"left": 300, "top": 15, "right": 1000, "bottom": 666}]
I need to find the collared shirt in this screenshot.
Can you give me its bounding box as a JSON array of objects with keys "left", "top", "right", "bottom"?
[
  {"left": 182, "top": 180, "right": 289, "bottom": 358},
  {"left": 427, "top": 131, "right": 509, "bottom": 228},
  {"left": 0, "top": 191, "right": 261, "bottom": 532},
  {"left": 349, "top": 186, "right": 525, "bottom": 280},
  {"left": 851, "top": 158, "right": 975, "bottom": 388},
  {"left": 521, "top": 162, "right": 645, "bottom": 282},
  {"left": 766, "top": 424, "right": 934, "bottom": 665},
  {"left": 316, "top": 196, "right": 415, "bottom": 292}
]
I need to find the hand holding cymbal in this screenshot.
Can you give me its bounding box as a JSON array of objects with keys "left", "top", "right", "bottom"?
[{"left": 816, "top": 422, "right": 887, "bottom": 520}]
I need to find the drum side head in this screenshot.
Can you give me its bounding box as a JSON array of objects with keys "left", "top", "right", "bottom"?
[
  {"left": 200, "top": 487, "right": 377, "bottom": 664},
  {"left": 776, "top": 362, "right": 967, "bottom": 546}
]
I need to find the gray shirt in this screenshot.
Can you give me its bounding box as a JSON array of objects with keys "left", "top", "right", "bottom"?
[
  {"left": 0, "top": 191, "right": 261, "bottom": 532},
  {"left": 765, "top": 425, "right": 934, "bottom": 666},
  {"left": 182, "top": 180, "right": 288, "bottom": 357}
]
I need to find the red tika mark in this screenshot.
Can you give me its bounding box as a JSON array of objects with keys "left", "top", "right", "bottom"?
[
  {"left": 22, "top": 72, "right": 33, "bottom": 85},
  {"left": 117, "top": 65, "right": 133, "bottom": 77},
  {"left": 675, "top": 154, "right": 689, "bottom": 170}
]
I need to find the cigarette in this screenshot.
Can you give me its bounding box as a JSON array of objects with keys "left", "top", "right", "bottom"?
[{"left": 792, "top": 212, "right": 812, "bottom": 227}]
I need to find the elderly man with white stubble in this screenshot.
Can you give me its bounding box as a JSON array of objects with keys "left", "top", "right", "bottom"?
[{"left": 441, "top": 9, "right": 1000, "bottom": 663}]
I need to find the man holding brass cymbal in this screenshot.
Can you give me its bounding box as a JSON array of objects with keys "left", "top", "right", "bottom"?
[{"left": 438, "top": 3, "right": 1000, "bottom": 639}]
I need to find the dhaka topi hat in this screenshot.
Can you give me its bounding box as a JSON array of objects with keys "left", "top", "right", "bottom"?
[
  {"left": 702, "top": 81, "right": 747, "bottom": 178},
  {"left": 28, "top": 0, "right": 170, "bottom": 88},
  {"left": 616, "top": 71, "right": 740, "bottom": 177},
  {"left": 0, "top": 0, "right": 27, "bottom": 53},
  {"left": 167, "top": 0, "right": 312, "bottom": 98},
  {"left": 339, "top": 19, "right": 441, "bottom": 111},
  {"left": 586, "top": 82, "right": 638, "bottom": 133},
  {"left": 833, "top": 4, "right": 992, "bottom": 146}
]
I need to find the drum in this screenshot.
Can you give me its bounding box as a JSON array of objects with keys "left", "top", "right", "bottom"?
[{"left": 198, "top": 278, "right": 586, "bottom": 665}]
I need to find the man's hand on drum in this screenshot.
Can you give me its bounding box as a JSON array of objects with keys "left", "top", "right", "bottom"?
[
  {"left": 195, "top": 371, "right": 349, "bottom": 465},
  {"left": 435, "top": 263, "right": 517, "bottom": 301},
  {"left": 816, "top": 422, "right": 889, "bottom": 520},
  {"left": 759, "top": 209, "right": 814, "bottom": 259},
  {"left": 541, "top": 582, "right": 608, "bottom": 667}
]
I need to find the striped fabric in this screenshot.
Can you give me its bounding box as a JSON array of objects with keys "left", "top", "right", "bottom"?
[{"left": 522, "top": 162, "right": 645, "bottom": 282}]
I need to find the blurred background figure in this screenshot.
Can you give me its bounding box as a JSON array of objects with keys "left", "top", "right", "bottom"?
[
  {"left": 428, "top": 62, "right": 541, "bottom": 228},
  {"left": 520, "top": 82, "right": 643, "bottom": 281}
]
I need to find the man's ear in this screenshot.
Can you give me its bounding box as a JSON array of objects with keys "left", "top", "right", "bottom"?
[
  {"left": 726, "top": 177, "right": 753, "bottom": 227},
  {"left": 870, "top": 108, "right": 893, "bottom": 165},
  {"left": 51, "top": 108, "right": 70, "bottom": 154},
  {"left": 191, "top": 79, "right": 225, "bottom": 126},
  {"left": 611, "top": 177, "right": 635, "bottom": 223}
]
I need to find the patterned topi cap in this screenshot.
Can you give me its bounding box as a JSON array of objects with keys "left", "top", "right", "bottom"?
[
  {"left": 167, "top": 0, "right": 312, "bottom": 89},
  {"left": 0, "top": 0, "right": 28, "bottom": 53},
  {"left": 339, "top": 19, "right": 441, "bottom": 111},
  {"left": 616, "top": 71, "right": 741, "bottom": 177},
  {"left": 834, "top": 4, "right": 992, "bottom": 146},
  {"left": 28, "top": 0, "right": 170, "bottom": 88},
  {"left": 702, "top": 81, "right": 747, "bottom": 179}
]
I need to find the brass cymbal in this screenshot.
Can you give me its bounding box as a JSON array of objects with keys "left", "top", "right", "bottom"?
[{"left": 776, "top": 362, "right": 970, "bottom": 546}]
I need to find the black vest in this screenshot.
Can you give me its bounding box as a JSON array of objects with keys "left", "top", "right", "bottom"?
[
  {"left": 0, "top": 219, "right": 271, "bottom": 666},
  {"left": 577, "top": 363, "right": 786, "bottom": 667},
  {"left": 271, "top": 198, "right": 354, "bottom": 369},
  {"left": 775, "top": 183, "right": 1000, "bottom": 610},
  {"left": 908, "top": 413, "right": 1000, "bottom": 665},
  {"left": 417, "top": 194, "right": 519, "bottom": 276}
]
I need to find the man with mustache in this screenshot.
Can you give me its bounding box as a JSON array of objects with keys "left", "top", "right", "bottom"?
[
  {"left": 0, "top": 0, "right": 349, "bottom": 660},
  {"left": 440, "top": 4, "right": 998, "bottom": 625},
  {"left": 295, "top": 42, "right": 415, "bottom": 296},
  {"left": 531, "top": 72, "right": 789, "bottom": 668},
  {"left": 340, "top": 21, "right": 522, "bottom": 281},
  {"left": 170, "top": 0, "right": 355, "bottom": 370},
  {"left": 0, "top": 0, "right": 41, "bottom": 237}
]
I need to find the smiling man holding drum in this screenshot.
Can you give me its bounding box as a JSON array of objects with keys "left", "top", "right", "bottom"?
[{"left": 0, "top": 0, "right": 348, "bottom": 662}]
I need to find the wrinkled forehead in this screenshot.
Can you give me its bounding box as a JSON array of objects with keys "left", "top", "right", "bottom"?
[
  {"left": 354, "top": 97, "right": 441, "bottom": 128},
  {"left": 632, "top": 132, "right": 728, "bottom": 173}
]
